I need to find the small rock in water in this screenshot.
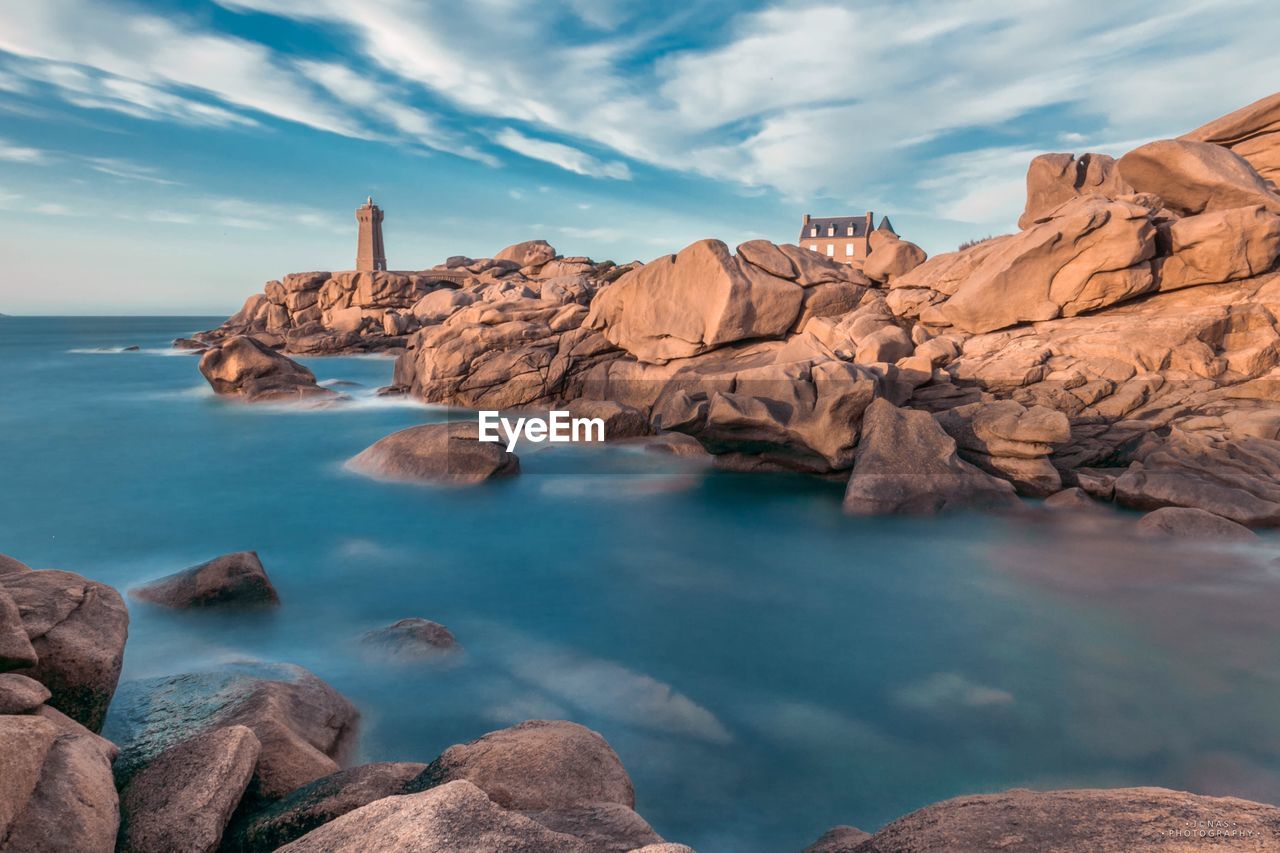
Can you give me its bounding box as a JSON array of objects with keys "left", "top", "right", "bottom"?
[
  {"left": 346, "top": 422, "right": 520, "bottom": 486},
  {"left": 123, "top": 345, "right": 141, "bottom": 351},
  {"left": 375, "top": 385, "right": 407, "bottom": 397},
  {"left": 131, "top": 550, "right": 281, "bottom": 609},
  {"left": 198, "top": 335, "right": 338, "bottom": 403},
  {"left": 362, "top": 618, "right": 458, "bottom": 660}
]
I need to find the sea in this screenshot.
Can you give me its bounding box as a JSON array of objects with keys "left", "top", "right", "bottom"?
[{"left": 3, "top": 315, "right": 1280, "bottom": 852}]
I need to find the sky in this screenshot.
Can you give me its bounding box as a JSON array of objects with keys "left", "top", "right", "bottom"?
[{"left": 0, "top": 0, "right": 1277, "bottom": 313}]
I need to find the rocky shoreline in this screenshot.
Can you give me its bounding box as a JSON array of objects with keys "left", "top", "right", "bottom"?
[
  {"left": 191, "top": 93, "right": 1280, "bottom": 534},
  {"left": 6, "top": 549, "right": 1280, "bottom": 851}
]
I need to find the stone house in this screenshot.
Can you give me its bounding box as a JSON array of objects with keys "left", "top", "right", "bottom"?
[{"left": 799, "top": 212, "right": 896, "bottom": 265}]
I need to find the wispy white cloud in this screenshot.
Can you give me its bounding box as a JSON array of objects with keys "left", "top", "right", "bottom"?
[
  {"left": 494, "top": 128, "right": 631, "bottom": 180},
  {"left": 0, "top": 138, "right": 47, "bottom": 163}
]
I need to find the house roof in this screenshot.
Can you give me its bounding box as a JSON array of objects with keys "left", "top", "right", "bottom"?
[{"left": 798, "top": 215, "right": 896, "bottom": 242}]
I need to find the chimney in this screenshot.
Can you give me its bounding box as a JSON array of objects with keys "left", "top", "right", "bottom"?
[
  {"left": 865, "top": 210, "right": 874, "bottom": 232},
  {"left": 802, "top": 213, "right": 811, "bottom": 226}
]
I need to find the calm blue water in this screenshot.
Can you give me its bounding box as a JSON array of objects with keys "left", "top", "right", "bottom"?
[{"left": 4, "top": 316, "right": 1280, "bottom": 851}]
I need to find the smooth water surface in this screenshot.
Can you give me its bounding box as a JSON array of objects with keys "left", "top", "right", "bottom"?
[{"left": 4, "top": 316, "right": 1280, "bottom": 851}]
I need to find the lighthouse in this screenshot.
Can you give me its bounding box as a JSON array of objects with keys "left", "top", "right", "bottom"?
[{"left": 355, "top": 196, "right": 387, "bottom": 271}]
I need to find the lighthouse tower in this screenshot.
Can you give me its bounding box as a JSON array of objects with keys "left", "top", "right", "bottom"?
[{"left": 355, "top": 196, "right": 387, "bottom": 271}]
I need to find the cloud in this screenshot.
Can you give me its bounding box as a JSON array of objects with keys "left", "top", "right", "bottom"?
[
  {"left": 83, "top": 156, "right": 180, "bottom": 185},
  {"left": 212, "top": 0, "right": 1280, "bottom": 229},
  {"left": 0, "top": 138, "right": 47, "bottom": 163},
  {"left": 0, "top": 1, "right": 488, "bottom": 162},
  {"left": 494, "top": 128, "right": 631, "bottom": 180}
]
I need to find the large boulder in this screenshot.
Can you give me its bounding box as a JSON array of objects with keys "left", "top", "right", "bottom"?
[
  {"left": 117, "top": 724, "right": 261, "bottom": 853},
  {"left": 1018, "top": 152, "right": 1133, "bottom": 228},
  {"left": 346, "top": 421, "right": 521, "bottom": 485},
  {"left": 406, "top": 720, "right": 635, "bottom": 811},
  {"left": 586, "top": 239, "right": 805, "bottom": 363},
  {"left": 937, "top": 196, "right": 1157, "bottom": 334},
  {"left": 495, "top": 240, "right": 558, "bottom": 269},
  {"left": 106, "top": 662, "right": 360, "bottom": 802},
  {"left": 643, "top": 343, "right": 880, "bottom": 473},
  {"left": 0, "top": 557, "right": 129, "bottom": 731},
  {"left": 130, "top": 550, "right": 280, "bottom": 610},
  {"left": 225, "top": 762, "right": 428, "bottom": 852},
  {"left": 843, "top": 399, "right": 1020, "bottom": 514},
  {"left": 1117, "top": 138, "right": 1280, "bottom": 216},
  {"left": 278, "top": 780, "right": 591, "bottom": 852},
  {"left": 1, "top": 706, "right": 121, "bottom": 852},
  {"left": 1157, "top": 205, "right": 1280, "bottom": 291},
  {"left": 855, "top": 787, "right": 1280, "bottom": 852},
  {"left": 1182, "top": 91, "right": 1280, "bottom": 188},
  {"left": 198, "top": 336, "right": 337, "bottom": 402},
  {"left": 863, "top": 233, "right": 927, "bottom": 284}
]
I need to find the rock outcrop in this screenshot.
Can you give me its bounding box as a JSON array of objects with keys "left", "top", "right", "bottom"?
[
  {"left": 346, "top": 422, "right": 520, "bottom": 485},
  {"left": 130, "top": 550, "right": 280, "bottom": 609},
  {"left": 0, "top": 554, "right": 129, "bottom": 731},
  {"left": 198, "top": 336, "right": 337, "bottom": 403},
  {"left": 586, "top": 238, "right": 861, "bottom": 364},
  {"left": 192, "top": 92, "right": 1280, "bottom": 528}
]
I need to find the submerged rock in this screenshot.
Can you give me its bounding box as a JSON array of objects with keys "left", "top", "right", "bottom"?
[
  {"left": 347, "top": 422, "right": 520, "bottom": 485},
  {"left": 843, "top": 399, "right": 1019, "bottom": 515},
  {"left": 107, "top": 662, "right": 359, "bottom": 801},
  {"left": 0, "top": 555, "right": 129, "bottom": 731},
  {"left": 361, "top": 618, "right": 458, "bottom": 659},
  {"left": 521, "top": 802, "right": 664, "bottom": 852},
  {"left": 406, "top": 720, "right": 635, "bottom": 811},
  {"left": 225, "top": 761, "right": 427, "bottom": 852},
  {"left": 117, "top": 724, "right": 261, "bottom": 853},
  {"left": 1135, "top": 506, "right": 1258, "bottom": 540},
  {"left": 131, "top": 550, "right": 280, "bottom": 609},
  {"left": 278, "top": 780, "right": 592, "bottom": 852},
  {"left": 855, "top": 786, "right": 1280, "bottom": 852},
  {"left": 198, "top": 335, "right": 338, "bottom": 403}
]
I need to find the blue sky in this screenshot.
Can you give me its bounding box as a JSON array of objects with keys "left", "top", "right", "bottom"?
[{"left": 0, "top": 0, "right": 1277, "bottom": 313}]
